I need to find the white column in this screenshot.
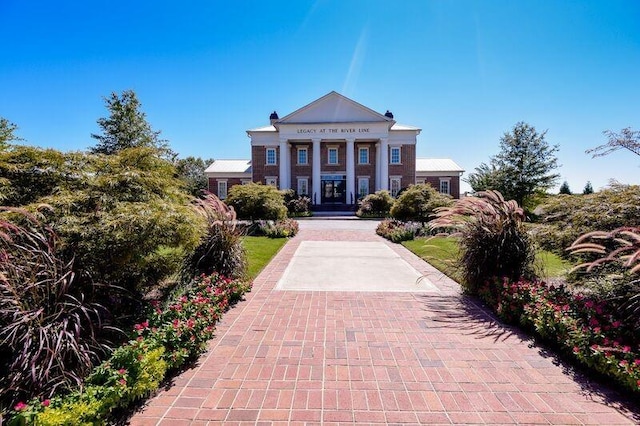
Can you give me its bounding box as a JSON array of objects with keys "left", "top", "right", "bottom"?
[
  {"left": 375, "top": 142, "right": 381, "bottom": 191},
  {"left": 312, "top": 138, "right": 321, "bottom": 205},
  {"left": 279, "top": 139, "right": 290, "bottom": 189},
  {"left": 346, "top": 138, "right": 355, "bottom": 204},
  {"left": 380, "top": 138, "right": 389, "bottom": 191}
]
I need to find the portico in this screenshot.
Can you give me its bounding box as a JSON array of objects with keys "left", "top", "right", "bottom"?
[
  {"left": 206, "top": 91, "right": 464, "bottom": 207},
  {"left": 248, "top": 92, "right": 418, "bottom": 208}
]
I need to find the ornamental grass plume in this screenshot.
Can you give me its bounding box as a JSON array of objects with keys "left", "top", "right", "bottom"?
[
  {"left": 430, "top": 190, "right": 535, "bottom": 293},
  {"left": 568, "top": 227, "right": 640, "bottom": 333}
]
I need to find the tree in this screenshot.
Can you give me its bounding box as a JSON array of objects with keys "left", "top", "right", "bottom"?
[
  {"left": 175, "top": 156, "right": 213, "bottom": 197},
  {"left": 0, "top": 117, "right": 23, "bottom": 149},
  {"left": 466, "top": 122, "right": 560, "bottom": 207},
  {"left": 583, "top": 181, "right": 594, "bottom": 195},
  {"left": 586, "top": 127, "right": 640, "bottom": 158},
  {"left": 90, "top": 90, "right": 172, "bottom": 158},
  {"left": 559, "top": 181, "right": 571, "bottom": 195},
  {"left": 466, "top": 162, "right": 503, "bottom": 193}
]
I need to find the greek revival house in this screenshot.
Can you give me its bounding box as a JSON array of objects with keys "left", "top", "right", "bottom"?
[{"left": 206, "top": 92, "right": 464, "bottom": 209}]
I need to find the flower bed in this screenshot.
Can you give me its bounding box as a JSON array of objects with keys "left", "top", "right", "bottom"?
[
  {"left": 8, "top": 273, "right": 250, "bottom": 425},
  {"left": 480, "top": 278, "right": 640, "bottom": 394},
  {"left": 376, "top": 219, "right": 421, "bottom": 243}
]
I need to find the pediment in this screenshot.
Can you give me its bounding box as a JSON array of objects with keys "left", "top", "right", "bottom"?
[{"left": 277, "top": 91, "right": 392, "bottom": 124}]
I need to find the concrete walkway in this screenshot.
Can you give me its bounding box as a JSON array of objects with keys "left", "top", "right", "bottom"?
[{"left": 130, "top": 220, "right": 639, "bottom": 425}]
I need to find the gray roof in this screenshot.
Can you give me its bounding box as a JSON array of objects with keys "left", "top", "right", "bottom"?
[
  {"left": 416, "top": 158, "right": 464, "bottom": 173},
  {"left": 204, "top": 159, "right": 252, "bottom": 175}
]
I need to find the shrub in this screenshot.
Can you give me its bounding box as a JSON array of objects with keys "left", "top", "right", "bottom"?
[
  {"left": 255, "top": 219, "right": 299, "bottom": 238},
  {"left": 356, "top": 190, "right": 394, "bottom": 217},
  {"left": 532, "top": 183, "right": 640, "bottom": 255},
  {"left": 181, "top": 194, "right": 247, "bottom": 280},
  {"left": 376, "top": 219, "right": 420, "bottom": 243},
  {"left": 390, "top": 183, "right": 453, "bottom": 223},
  {"left": 431, "top": 190, "right": 536, "bottom": 294},
  {"left": 0, "top": 208, "right": 111, "bottom": 410},
  {"left": 8, "top": 273, "right": 251, "bottom": 425},
  {"left": 282, "top": 189, "right": 312, "bottom": 217},
  {"left": 226, "top": 183, "right": 287, "bottom": 220}
]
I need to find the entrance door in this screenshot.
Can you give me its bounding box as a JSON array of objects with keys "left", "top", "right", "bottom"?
[{"left": 321, "top": 179, "right": 346, "bottom": 203}]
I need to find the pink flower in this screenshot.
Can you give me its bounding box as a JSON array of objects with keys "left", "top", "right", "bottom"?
[
  {"left": 634, "top": 359, "right": 640, "bottom": 366},
  {"left": 612, "top": 321, "right": 621, "bottom": 328},
  {"left": 589, "top": 318, "right": 599, "bottom": 327},
  {"left": 620, "top": 360, "right": 628, "bottom": 367},
  {"left": 623, "top": 346, "right": 631, "bottom": 353},
  {"left": 118, "top": 368, "right": 127, "bottom": 374},
  {"left": 119, "top": 378, "right": 127, "bottom": 386},
  {"left": 585, "top": 300, "right": 595, "bottom": 309},
  {"left": 572, "top": 346, "right": 580, "bottom": 354},
  {"left": 41, "top": 399, "right": 50, "bottom": 407},
  {"left": 14, "top": 401, "right": 27, "bottom": 411}
]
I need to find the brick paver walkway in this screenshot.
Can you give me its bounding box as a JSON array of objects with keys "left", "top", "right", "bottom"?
[{"left": 130, "top": 223, "right": 639, "bottom": 425}]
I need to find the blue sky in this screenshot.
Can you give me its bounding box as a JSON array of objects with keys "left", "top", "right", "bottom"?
[{"left": 1, "top": 0, "right": 639, "bottom": 193}]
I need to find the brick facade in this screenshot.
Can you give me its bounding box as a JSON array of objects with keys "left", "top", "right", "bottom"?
[
  {"left": 420, "top": 176, "right": 461, "bottom": 199},
  {"left": 290, "top": 143, "right": 313, "bottom": 194},
  {"left": 251, "top": 145, "right": 280, "bottom": 185},
  {"left": 388, "top": 144, "right": 416, "bottom": 190}
]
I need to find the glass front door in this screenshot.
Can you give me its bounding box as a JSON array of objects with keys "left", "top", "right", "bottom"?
[{"left": 321, "top": 179, "right": 346, "bottom": 203}]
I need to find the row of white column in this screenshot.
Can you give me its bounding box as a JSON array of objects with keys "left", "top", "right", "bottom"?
[{"left": 279, "top": 137, "right": 389, "bottom": 204}]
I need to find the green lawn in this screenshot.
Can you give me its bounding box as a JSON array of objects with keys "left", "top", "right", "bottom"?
[
  {"left": 242, "top": 236, "right": 288, "bottom": 280},
  {"left": 402, "top": 236, "right": 572, "bottom": 282}
]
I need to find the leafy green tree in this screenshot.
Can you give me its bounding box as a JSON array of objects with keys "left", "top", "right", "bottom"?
[
  {"left": 466, "top": 122, "right": 560, "bottom": 207},
  {"left": 559, "top": 181, "right": 571, "bottom": 195},
  {"left": 466, "top": 163, "right": 503, "bottom": 193},
  {"left": 225, "top": 183, "right": 287, "bottom": 220},
  {"left": 175, "top": 156, "right": 213, "bottom": 197},
  {"left": 583, "top": 181, "right": 594, "bottom": 195},
  {"left": 0, "top": 117, "right": 23, "bottom": 150},
  {"left": 390, "top": 183, "right": 453, "bottom": 223},
  {"left": 90, "top": 90, "right": 172, "bottom": 158},
  {"left": 587, "top": 127, "right": 640, "bottom": 158}
]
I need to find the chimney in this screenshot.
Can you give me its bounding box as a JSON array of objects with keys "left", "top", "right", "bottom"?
[
  {"left": 384, "top": 110, "right": 394, "bottom": 119},
  {"left": 269, "top": 111, "right": 279, "bottom": 125}
]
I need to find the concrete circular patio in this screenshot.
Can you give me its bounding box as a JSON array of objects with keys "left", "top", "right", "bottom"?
[{"left": 130, "top": 220, "right": 639, "bottom": 425}]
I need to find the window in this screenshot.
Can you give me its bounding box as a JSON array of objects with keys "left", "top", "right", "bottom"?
[
  {"left": 390, "top": 177, "right": 401, "bottom": 197},
  {"left": 358, "top": 177, "right": 369, "bottom": 199},
  {"left": 241, "top": 180, "right": 251, "bottom": 185},
  {"left": 416, "top": 179, "right": 425, "bottom": 185},
  {"left": 266, "top": 148, "right": 277, "bottom": 165},
  {"left": 358, "top": 147, "right": 369, "bottom": 164},
  {"left": 297, "top": 147, "right": 308, "bottom": 165},
  {"left": 390, "top": 147, "right": 401, "bottom": 164},
  {"left": 328, "top": 147, "right": 338, "bottom": 165},
  {"left": 439, "top": 178, "right": 450, "bottom": 195},
  {"left": 297, "top": 178, "right": 309, "bottom": 196},
  {"left": 266, "top": 177, "right": 277, "bottom": 187},
  {"left": 217, "top": 180, "right": 228, "bottom": 200}
]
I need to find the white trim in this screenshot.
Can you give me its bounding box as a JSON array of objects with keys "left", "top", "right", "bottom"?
[
  {"left": 297, "top": 177, "right": 309, "bottom": 196},
  {"left": 390, "top": 177, "right": 401, "bottom": 197},
  {"left": 327, "top": 147, "right": 339, "bottom": 165},
  {"left": 358, "top": 146, "right": 369, "bottom": 165},
  {"left": 358, "top": 177, "right": 369, "bottom": 199},
  {"left": 390, "top": 146, "right": 401, "bottom": 165},
  {"left": 266, "top": 176, "right": 278, "bottom": 187},
  {"left": 217, "top": 180, "right": 228, "bottom": 200},
  {"left": 266, "top": 147, "right": 277, "bottom": 165},
  {"left": 439, "top": 177, "right": 451, "bottom": 195},
  {"left": 297, "top": 147, "right": 308, "bottom": 165}
]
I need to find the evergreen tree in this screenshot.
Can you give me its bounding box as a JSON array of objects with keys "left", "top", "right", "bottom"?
[
  {"left": 90, "top": 90, "right": 172, "bottom": 158},
  {"left": 0, "top": 117, "right": 22, "bottom": 149},
  {"left": 559, "top": 181, "right": 571, "bottom": 194},
  {"left": 583, "top": 181, "right": 594, "bottom": 195},
  {"left": 175, "top": 156, "right": 213, "bottom": 197},
  {"left": 466, "top": 122, "right": 560, "bottom": 207}
]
